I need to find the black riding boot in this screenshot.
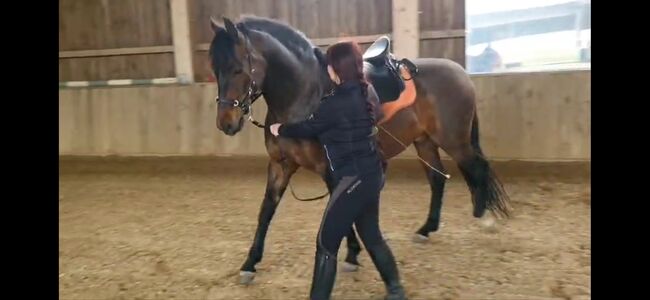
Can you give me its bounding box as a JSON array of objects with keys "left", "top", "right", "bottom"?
[
  {"left": 367, "top": 241, "right": 407, "bottom": 300},
  {"left": 309, "top": 246, "right": 338, "bottom": 300}
]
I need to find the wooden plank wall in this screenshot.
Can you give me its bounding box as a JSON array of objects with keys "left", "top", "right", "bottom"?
[
  {"left": 419, "top": 0, "right": 466, "bottom": 66},
  {"left": 190, "top": 0, "right": 392, "bottom": 81},
  {"left": 59, "top": 0, "right": 467, "bottom": 82},
  {"left": 59, "top": 0, "right": 175, "bottom": 81},
  {"left": 59, "top": 71, "right": 591, "bottom": 161}
]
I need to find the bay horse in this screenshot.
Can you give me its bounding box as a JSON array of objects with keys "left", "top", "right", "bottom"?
[{"left": 208, "top": 16, "right": 510, "bottom": 284}]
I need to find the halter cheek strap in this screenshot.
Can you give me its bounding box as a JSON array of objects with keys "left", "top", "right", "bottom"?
[{"left": 215, "top": 51, "right": 263, "bottom": 116}]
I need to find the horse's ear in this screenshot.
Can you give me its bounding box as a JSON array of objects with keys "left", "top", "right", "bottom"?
[
  {"left": 210, "top": 16, "right": 223, "bottom": 32},
  {"left": 223, "top": 17, "right": 240, "bottom": 43}
]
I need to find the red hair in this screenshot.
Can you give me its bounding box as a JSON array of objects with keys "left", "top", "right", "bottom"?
[
  {"left": 326, "top": 41, "right": 369, "bottom": 97},
  {"left": 326, "top": 40, "right": 379, "bottom": 123}
]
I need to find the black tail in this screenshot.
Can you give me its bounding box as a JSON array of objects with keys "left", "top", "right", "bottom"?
[
  {"left": 462, "top": 113, "right": 511, "bottom": 218},
  {"left": 470, "top": 112, "right": 483, "bottom": 156}
]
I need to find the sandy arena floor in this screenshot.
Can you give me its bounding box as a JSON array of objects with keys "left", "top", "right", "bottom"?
[{"left": 59, "top": 157, "right": 590, "bottom": 300}]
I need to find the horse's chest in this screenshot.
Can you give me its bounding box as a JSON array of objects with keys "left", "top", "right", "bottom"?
[{"left": 268, "top": 138, "right": 327, "bottom": 174}]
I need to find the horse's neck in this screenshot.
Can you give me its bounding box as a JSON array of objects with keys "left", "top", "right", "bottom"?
[{"left": 251, "top": 32, "right": 326, "bottom": 123}]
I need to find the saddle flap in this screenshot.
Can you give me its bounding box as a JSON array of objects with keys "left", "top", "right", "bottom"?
[
  {"left": 364, "top": 62, "right": 405, "bottom": 103},
  {"left": 362, "top": 36, "right": 391, "bottom": 63},
  {"left": 362, "top": 36, "right": 405, "bottom": 103}
]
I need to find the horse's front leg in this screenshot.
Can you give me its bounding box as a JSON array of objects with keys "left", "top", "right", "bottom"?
[{"left": 239, "top": 159, "right": 298, "bottom": 284}]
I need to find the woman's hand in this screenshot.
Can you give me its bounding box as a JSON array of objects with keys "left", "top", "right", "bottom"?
[{"left": 269, "top": 123, "right": 282, "bottom": 137}]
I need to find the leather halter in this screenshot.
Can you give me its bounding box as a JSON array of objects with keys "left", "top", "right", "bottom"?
[{"left": 215, "top": 48, "right": 264, "bottom": 121}]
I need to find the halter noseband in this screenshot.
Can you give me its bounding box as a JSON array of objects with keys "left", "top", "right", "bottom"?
[{"left": 215, "top": 50, "right": 263, "bottom": 116}]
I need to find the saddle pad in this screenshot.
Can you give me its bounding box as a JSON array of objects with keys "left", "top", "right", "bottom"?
[{"left": 378, "top": 66, "right": 417, "bottom": 124}]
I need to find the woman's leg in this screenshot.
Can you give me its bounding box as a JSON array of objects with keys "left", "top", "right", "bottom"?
[
  {"left": 354, "top": 171, "right": 407, "bottom": 300},
  {"left": 311, "top": 175, "right": 363, "bottom": 300}
]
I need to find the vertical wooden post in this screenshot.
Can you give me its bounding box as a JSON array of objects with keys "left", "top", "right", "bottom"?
[
  {"left": 170, "top": 0, "right": 194, "bottom": 83},
  {"left": 391, "top": 0, "right": 420, "bottom": 58}
]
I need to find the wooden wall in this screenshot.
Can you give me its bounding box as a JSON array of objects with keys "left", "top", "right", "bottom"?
[
  {"left": 59, "top": 0, "right": 466, "bottom": 82},
  {"left": 59, "top": 0, "right": 175, "bottom": 81},
  {"left": 59, "top": 71, "right": 591, "bottom": 161},
  {"left": 190, "top": 0, "right": 393, "bottom": 81},
  {"left": 419, "top": 0, "right": 466, "bottom": 66}
]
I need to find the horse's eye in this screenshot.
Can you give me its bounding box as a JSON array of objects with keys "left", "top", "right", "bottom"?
[{"left": 233, "top": 70, "right": 243, "bottom": 75}]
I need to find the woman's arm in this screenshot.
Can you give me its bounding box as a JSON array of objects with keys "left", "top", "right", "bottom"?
[
  {"left": 377, "top": 66, "right": 416, "bottom": 125},
  {"left": 367, "top": 84, "right": 384, "bottom": 124},
  {"left": 277, "top": 102, "right": 335, "bottom": 139}
]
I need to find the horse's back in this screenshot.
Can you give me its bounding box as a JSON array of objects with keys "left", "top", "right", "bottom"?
[
  {"left": 413, "top": 58, "right": 473, "bottom": 89},
  {"left": 412, "top": 58, "right": 475, "bottom": 107},
  {"left": 408, "top": 58, "right": 477, "bottom": 148}
]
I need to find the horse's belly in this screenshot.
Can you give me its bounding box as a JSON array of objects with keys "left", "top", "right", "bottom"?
[
  {"left": 377, "top": 107, "right": 422, "bottom": 159},
  {"left": 285, "top": 140, "right": 328, "bottom": 174}
]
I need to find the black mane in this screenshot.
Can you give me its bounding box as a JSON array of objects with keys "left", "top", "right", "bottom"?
[
  {"left": 209, "top": 15, "right": 317, "bottom": 74},
  {"left": 238, "top": 16, "right": 315, "bottom": 60}
]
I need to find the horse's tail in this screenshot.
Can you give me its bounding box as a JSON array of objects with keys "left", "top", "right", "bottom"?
[
  {"left": 470, "top": 112, "right": 483, "bottom": 156},
  {"left": 463, "top": 112, "right": 511, "bottom": 218}
]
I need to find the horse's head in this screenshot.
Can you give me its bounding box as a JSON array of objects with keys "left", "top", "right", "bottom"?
[{"left": 209, "top": 17, "right": 267, "bottom": 136}]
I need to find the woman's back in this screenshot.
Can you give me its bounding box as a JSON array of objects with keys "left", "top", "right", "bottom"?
[{"left": 315, "top": 81, "right": 381, "bottom": 177}]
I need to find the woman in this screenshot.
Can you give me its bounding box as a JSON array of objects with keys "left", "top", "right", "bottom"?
[{"left": 269, "top": 41, "right": 407, "bottom": 300}]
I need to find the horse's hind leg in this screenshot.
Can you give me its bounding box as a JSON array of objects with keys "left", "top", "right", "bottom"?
[
  {"left": 433, "top": 111, "right": 510, "bottom": 227},
  {"left": 342, "top": 228, "right": 362, "bottom": 272},
  {"left": 323, "top": 169, "right": 362, "bottom": 272},
  {"left": 447, "top": 143, "right": 510, "bottom": 220},
  {"left": 239, "top": 159, "right": 298, "bottom": 284},
  {"left": 413, "top": 136, "right": 447, "bottom": 241}
]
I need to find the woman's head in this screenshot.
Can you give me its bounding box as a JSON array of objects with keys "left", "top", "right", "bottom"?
[
  {"left": 325, "top": 41, "right": 375, "bottom": 122},
  {"left": 326, "top": 41, "right": 365, "bottom": 85}
]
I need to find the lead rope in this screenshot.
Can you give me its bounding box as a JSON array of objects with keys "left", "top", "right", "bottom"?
[
  {"left": 246, "top": 104, "right": 265, "bottom": 128},
  {"left": 242, "top": 49, "right": 327, "bottom": 201},
  {"left": 250, "top": 106, "right": 329, "bottom": 202},
  {"left": 288, "top": 182, "right": 329, "bottom": 201},
  {"left": 377, "top": 125, "right": 451, "bottom": 179},
  {"left": 247, "top": 91, "right": 332, "bottom": 202}
]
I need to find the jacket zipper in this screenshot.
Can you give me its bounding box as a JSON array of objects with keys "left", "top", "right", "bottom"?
[{"left": 323, "top": 145, "right": 334, "bottom": 171}]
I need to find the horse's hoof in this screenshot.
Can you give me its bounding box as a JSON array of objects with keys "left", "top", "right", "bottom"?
[
  {"left": 239, "top": 271, "right": 256, "bottom": 285},
  {"left": 341, "top": 261, "right": 359, "bottom": 272},
  {"left": 479, "top": 214, "right": 498, "bottom": 233},
  {"left": 412, "top": 233, "right": 429, "bottom": 243}
]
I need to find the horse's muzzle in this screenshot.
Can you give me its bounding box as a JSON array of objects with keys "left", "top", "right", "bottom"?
[{"left": 217, "top": 117, "right": 244, "bottom": 136}]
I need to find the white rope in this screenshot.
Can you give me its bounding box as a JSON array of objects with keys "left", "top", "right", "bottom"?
[{"left": 377, "top": 125, "right": 451, "bottom": 179}]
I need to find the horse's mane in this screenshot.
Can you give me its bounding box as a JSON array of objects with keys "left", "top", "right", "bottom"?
[{"left": 238, "top": 16, "right": 315, "bottom": 60}]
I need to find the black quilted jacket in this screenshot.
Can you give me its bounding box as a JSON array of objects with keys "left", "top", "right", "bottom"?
[{"left": 279, "top": 80, "right": 384, "bottom": 178}]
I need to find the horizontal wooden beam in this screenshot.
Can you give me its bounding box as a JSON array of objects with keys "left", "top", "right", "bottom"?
[
  {"left": 59, "top": 77, "right": 179, "bottom": 89},
  {"left": 59, "top": 46, "right": 174, "bottom": 58},
  {"left": 58, "top": 29, "right": 466, "bottom": 59},
  {"left": 195, "top": 30, "right": 464, "bottom": 52},
  {"left": 195, "top": 34, "right": 390, "bottom": 52},
  {"left": 195, "top": 43, "right": 210, "bottom": 51},
  {"left": 311, "top": 34, "right": 390, "bottom": 46},
  {"left": 419, "top": 29, "right": 466, "bottom": 40}
]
